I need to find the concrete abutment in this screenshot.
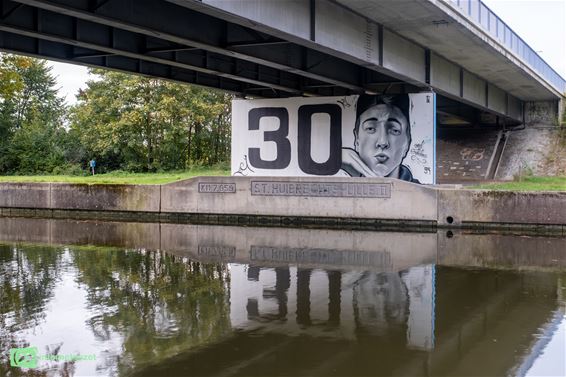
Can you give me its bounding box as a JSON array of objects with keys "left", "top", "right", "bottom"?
[
  {"left": 524, "top": 100, "right": 561, "bottom": 126},
  {"left": 0, "top": 177, "right": 564, "bottom": 236}
]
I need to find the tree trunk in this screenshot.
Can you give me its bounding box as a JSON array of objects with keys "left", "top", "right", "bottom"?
[
  {"left": 187, "top": 123, "right": 193, "bottom": 167},
  {"left": 194, "top": 121, "right": 202, "bottom": 162}
]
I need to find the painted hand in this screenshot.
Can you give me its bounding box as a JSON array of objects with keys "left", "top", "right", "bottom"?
[{"left": 341, "top": 148, "right": 378, "bottom": 177}]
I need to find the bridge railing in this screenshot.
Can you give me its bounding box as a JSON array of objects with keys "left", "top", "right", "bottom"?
[{"left": 448, "top": 0, "right": 566, "bottom": 94}]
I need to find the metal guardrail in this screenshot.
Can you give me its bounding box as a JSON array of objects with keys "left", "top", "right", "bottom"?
[{"left": 448, "top": 0, "right": 566, "bottom": 94}]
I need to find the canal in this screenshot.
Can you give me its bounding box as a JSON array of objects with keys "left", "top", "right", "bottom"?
[{"left": 0, "top": 217, "right": 565, "bottom": 376}]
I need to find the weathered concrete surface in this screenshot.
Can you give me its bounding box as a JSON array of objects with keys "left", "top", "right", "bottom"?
[
  {"left": 162, "top": 176, "right": 438, "bottom": 221},
  {"left": 438, "top": 189, "right": 566, "bottom": 226},
  {"left": 495, "top": 126, "right": 559, "bottom": 180},
  {"left": 50, "top": 183, "right": 161, "bottom": 212},
  {"left": 524, "top": 101, "right": 559, "bottom": 126},
  {"left": 0, "top": 177, "right": 564, "bottom": 230},
  {"left": 0, "top": 183, "right": 50, "bottom": 208}
]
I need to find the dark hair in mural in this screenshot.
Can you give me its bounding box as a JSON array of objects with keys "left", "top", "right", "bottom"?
[
  {"left": 341, "top": 94, "right": 420, "bottom": 183},
  {"left": 353, "top": 94, "right": 412, "bottom": 147}
]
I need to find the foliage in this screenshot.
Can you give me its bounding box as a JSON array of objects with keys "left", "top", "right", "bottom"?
[
  {"left": 475, "top": 176, "right": 566, "bottom": 191},
  {"left": 0, "top": 54, "right": 233, "bottom": 176},
  {"left": 0, "top": 53, "right": 68, "bottom": 174},
  {"left": 560, "top": 101, "right": 566, "bottom": 146},
  {"left": 69, "top": 69, "right": 232, "bottom": 173}
]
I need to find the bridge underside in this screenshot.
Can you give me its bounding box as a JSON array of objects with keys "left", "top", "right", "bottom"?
[{"left": 3, "top": 0, "right": 562, "bottom": 127}]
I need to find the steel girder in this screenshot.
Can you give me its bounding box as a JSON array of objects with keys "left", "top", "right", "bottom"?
[{"left": 7, "top": 0, "right": 403, "bottom": 95}]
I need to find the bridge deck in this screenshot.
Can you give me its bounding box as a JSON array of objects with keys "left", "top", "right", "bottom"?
[{"left": 0, "top": 0, "right": 563, "bottom": 124}]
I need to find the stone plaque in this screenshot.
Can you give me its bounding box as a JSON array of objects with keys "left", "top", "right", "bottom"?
[
  {"left": 198, "top": 183, "right": 236, "bottom": 193},
  {"left": 250, "top": 181, "right": 391, "bottom": 198}
]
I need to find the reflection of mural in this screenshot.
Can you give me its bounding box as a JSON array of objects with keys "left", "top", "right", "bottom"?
[
  {"left": 228, "top": 263, "right": 435, "bottom": 350},
  {"left": 231, "top": 94, "right": 435, "bottom": 184}
]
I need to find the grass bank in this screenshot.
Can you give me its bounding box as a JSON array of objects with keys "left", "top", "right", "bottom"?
[
  {"left": 475, "top": 176, "right": 566, "bottom": 191},
  {"left": 0, "top": 168, "right": 230, "bottom": 185}
]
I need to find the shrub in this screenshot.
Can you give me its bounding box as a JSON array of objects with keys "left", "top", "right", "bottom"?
[{"left": 51, "top": 163, "right": 86, "bottom": 176}]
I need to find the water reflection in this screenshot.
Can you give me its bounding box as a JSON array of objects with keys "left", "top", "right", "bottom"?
[
  {"left": 0, "top": 217, "right": 564, "bottom": 376},
  {"left": 0, "top": 244, "right": 69, "bottom": 377},
  {"left": 0, "top": 245, "right": 230, "bottom": 376}
]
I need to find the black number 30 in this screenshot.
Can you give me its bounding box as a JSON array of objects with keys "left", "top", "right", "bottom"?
[{"left": 248, "top": 105, "right": 342, "bottom": 175}]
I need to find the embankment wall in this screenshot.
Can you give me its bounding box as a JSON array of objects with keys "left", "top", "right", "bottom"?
[{"left": 0, "top": 177, "right": 565, "bottom": 234}]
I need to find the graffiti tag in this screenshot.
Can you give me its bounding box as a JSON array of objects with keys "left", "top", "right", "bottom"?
[
  {"left": 233, "top": 155, "right": 255, "bottom": 176},
  {"left": 460, "top": 148, "right": 485, "bottom": 161},
  {"left": 410, "top": 139, "right": 429, "bottom": 166}
]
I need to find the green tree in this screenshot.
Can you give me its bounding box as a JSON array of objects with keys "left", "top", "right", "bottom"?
[
  {"left": 0, "top": 55, "right": 28, "bottom": 170},
  {"left": 0, "top": 54, "right": 27, "bottom": 102},
  {"left": 70, "top": 69, "right": 232, "bottom": 172},
  {"left": 0, "top": 53, "right": 68, "bottom": 174}
]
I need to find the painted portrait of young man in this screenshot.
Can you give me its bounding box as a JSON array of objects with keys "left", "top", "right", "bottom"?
[{"left": 341, "top": 94, "right": 420, "bottom": 183}]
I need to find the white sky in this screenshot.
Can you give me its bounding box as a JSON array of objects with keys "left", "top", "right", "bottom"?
[
  {"left": 48, "top": 0, "right": 566, "bottom": 105},
  {"left": 482, "top": 0, "right": 566, "bottom": 77}
]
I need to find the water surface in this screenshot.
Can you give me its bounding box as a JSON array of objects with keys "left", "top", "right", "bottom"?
[{"left": 0, "top": 218, "right": 564, "bottom": 376}]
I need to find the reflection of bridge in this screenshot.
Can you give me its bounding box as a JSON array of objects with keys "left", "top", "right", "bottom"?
[
  {"left": 0, "top": 0, "right": 563, "bottom": 126},
  {"left": 0, "top": 217, "right": 564, "bottom": 376}
]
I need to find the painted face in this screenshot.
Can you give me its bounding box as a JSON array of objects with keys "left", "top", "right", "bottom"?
[{"left": 355, "top": 104, "right": 410, "bottom": 177}]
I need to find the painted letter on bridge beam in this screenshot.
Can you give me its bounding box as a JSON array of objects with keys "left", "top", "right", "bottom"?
[{"left": 232, "top": 94, "right": 436, "bottom": 184}]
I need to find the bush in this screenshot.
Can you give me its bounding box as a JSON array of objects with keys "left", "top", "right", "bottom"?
[
  {"left": 51, "top": 163, "right": 86, "bottom": 176},
  {"left": 209, "top": 161, "right": 230, "bottom": 171},
  {"left": 513, "top": 159, "right": 534, "bottom": 182}
]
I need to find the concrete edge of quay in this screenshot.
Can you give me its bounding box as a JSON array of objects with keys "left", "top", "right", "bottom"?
[{"left": 0, "top": 177, "right": 564, "bottom": 236}]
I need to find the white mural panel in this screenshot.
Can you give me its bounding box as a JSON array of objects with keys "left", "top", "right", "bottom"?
[{"left": 232, "top": 94, "right": 436, "bottom": 184}]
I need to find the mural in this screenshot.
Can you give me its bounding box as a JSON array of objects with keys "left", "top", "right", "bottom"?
[{"left": 232, "top": 93, "right": 436, "bottom": 184}]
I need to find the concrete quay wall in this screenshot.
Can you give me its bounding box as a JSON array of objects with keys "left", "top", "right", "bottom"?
[{"left": 0, "top": 177, "right": 565, "bottom": 234}]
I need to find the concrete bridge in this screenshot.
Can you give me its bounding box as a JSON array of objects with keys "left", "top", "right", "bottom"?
[
  {"left": 0, "top": 0, "right": 564, "bottom": 182},
  {"left": 0, "top": 0, "right": 563, "bottom": 124}
]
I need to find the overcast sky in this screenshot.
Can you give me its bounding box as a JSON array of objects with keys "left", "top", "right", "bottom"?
[{"left": 48, "top": 0, "right": 566, "bottom": 105}]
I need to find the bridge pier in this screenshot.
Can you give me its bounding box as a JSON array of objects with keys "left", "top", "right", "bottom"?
[{"left": 524, "top": 100, "right": 562, "bottom": 126}]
